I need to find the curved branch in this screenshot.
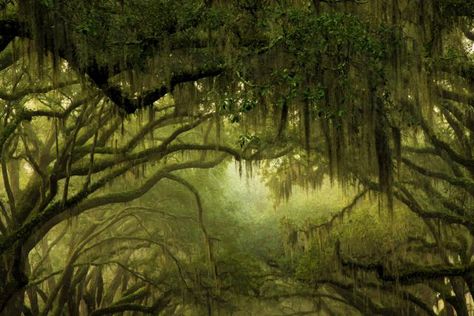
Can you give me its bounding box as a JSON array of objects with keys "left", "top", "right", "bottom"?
[
  {"left": 337, "top": 241, "right": 474, "bottom": 284},
  {"left": 401, "top": 158, "right": 474, "bottom": 196},
  {"left": 74, "top": 158, "right": 224, "bottom": 214},
  {"left": 89, "top": 291, "right": 172, "bottom": 316},
  {"left": 87, "top": 63, "right": 224, "bottom": 114},
  {"left": 309, "top": 189, "right": 368, "bottom": 231},
  {"left": 0, "top": 81, "right": 79, "bottom": 101},
  {"left": 162, "top": 174, "right": 220, "bottom": 299}
]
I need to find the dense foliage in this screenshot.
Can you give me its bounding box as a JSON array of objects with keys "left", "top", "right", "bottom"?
[{"left": 0, "top": 0, "right": 473, "bottom": 315}]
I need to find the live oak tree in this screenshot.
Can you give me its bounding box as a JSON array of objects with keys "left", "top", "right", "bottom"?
[
  {"left": 268, "top": 4, "right": 474, "bottom": 313},
  {"left": 24, "top": 162, "right": 307, "bottom": 315},
  {"left": 0, "top": 0, "right": 473, "bottom": 315},
  {"left": 25, "top": 172, "right": 238, "bottom": 316},
  {"left": 0, "top": 51, "right": 289, "bottom": 313}
]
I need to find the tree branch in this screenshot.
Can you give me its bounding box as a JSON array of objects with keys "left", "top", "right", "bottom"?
[
  {"left": 87, "top": 63, "right": 224, "bottom": 114},
  {"left": 89, "top": 291, "right": 172, "bottom": 316}
]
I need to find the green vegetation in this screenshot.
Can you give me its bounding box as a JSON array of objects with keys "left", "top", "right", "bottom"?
[{"left": 0, "top": 0, "right": 473, "bottom": 315}]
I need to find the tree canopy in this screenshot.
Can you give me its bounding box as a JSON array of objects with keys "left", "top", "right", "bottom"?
[{"left": 0, "top": 0, "right": 473, "bottom": 315}]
